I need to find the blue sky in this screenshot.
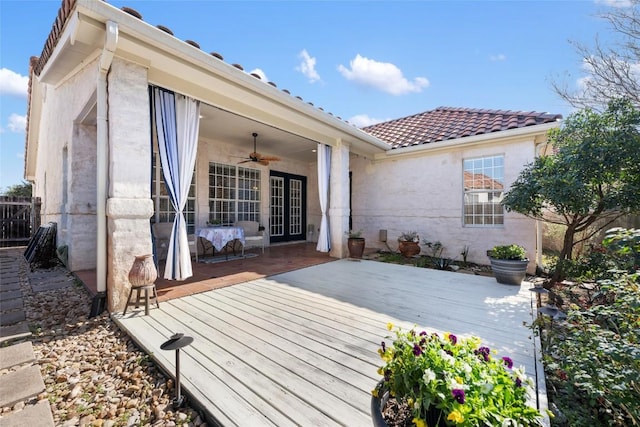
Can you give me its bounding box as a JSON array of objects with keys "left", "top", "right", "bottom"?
[{"left": 0, "top": 0, "right": 627, "bottom": 191}]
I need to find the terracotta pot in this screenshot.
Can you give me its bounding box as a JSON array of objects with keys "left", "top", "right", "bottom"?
[
  {"left": 398, "top": 241, "right": 420, "bottom": 258},
  {"left": 347, "top": 238, "right": 365, "bottom": 258},
  {"left": 128, "top": 254, "right": 158, "bottom": 287}
]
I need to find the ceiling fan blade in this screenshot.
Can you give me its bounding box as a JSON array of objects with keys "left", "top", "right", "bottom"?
[
  {"left": 258, "top": 160, "right": 270, "bottom": 166},
  {"left": 237, "top": 160, "right": 253, "bottom": 164},
  {"left": 259, "top": 156, "right": 280, "bottom": 161}
]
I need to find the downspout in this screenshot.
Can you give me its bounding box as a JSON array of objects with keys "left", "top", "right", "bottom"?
[{"left": 91, "top": 20, "right": 118, "bottom": 317}]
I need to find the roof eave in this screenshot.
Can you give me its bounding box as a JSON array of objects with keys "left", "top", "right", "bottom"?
[
  {"left": 71, "top": 0, "right": 389, "bottom": 155},
  {"left": 25, "top": 72, "right": 43, "bottom": 181},
  {"left": 375, "top": 121, "right": 561, "bottom": 160}
]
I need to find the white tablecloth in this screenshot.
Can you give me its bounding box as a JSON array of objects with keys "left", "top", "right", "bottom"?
[{"left": 197, "top": 227, "right": 245, "bottom": 251}]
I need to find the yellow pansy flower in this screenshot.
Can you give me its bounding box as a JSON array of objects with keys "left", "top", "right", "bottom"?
[
  {"left": 387, "top": 322, "right": 394, "bottom": 331},
  {"left": 412, "top": 417, "right": 426, "bottom": 427},
  {"left": 447, "top": 409, "right": 464, "bottom": 424},
  {"left": 371, "top": 388, "right": 379, "bottom": 398},
  {"left": 377, "top": 367, "right": 384, "bottom": 376}
]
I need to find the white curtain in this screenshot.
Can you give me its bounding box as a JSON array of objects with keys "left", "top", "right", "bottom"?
[
  {"left": 316, "top": 143, "right": 331, "bottom": 252},
  {"left": 152, "top": 87, "right": 200, "bottom": 280}
]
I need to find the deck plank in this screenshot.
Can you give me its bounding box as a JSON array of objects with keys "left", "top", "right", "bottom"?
[{"left": 115, "top": 259, "right": 541, "bottom": 427}]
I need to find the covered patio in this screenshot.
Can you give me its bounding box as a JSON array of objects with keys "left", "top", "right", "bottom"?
[{"left": 113, "top": 258, "right": 547, "bottom": 427}]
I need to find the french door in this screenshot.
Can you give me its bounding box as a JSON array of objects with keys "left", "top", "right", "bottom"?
[{"left": 269, "top": 171, "right": 307, "bottom": 243}]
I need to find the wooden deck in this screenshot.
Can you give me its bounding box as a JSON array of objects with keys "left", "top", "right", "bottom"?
[{"left": 114, "top": 259, "right": 545, "bottom": 427}]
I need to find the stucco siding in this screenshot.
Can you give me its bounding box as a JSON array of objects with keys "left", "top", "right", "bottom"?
[
  {"left": 32, "top": 58, "right": 99, "bottom": 271},
  {"left": 350, "top": 139, "right": 538, "bottom": 271}
]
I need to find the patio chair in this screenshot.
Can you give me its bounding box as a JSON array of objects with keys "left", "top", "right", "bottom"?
[
  {"left": 234, "top": 220, "right": 265, "bottom": 255},
  {"left": 152, "top": 222, "right": 173, "bottom": 261},
  {"left": 153, "top": 222, "right": 198, "bottom": 262}
]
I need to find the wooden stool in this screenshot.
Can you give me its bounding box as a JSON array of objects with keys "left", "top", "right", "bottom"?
[{"left": 123, "top": 284, "right": 159, "bottom": 316}]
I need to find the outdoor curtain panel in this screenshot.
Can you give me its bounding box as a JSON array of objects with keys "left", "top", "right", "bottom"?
[
  {"left": 152, "top": 87, "right": 200, "bottom": 280},
  {"left": 316, "top": 143, "right": 331, "bottom": 252}
]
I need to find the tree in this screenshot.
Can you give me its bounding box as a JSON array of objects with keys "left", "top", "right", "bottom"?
[
  {"left": 2, "top": 181, "right": 32, "bottom": 197},
  {"left": 503, "top": 98, "right": 640, "bottom": 283},
  {"left": 551, "top": 0, "right": 640, "bottom": 110}
]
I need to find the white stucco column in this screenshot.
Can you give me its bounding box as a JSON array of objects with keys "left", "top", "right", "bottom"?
[
  {"left": 329, "top": 139, "right": 350, "bottom": 258},
  {"left": 105, "top": 59, "right": 154, "bottom": 312}
]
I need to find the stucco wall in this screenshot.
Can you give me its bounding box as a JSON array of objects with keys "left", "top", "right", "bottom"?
[
  {"left": 350, "top": 139, "right": 538, "bottom": 271},
  {"left": 194, "top": 137, "right": 320, "bottom": 244},
  {"left": 32, "top": 59, "right": 99, "bottom": 271}
]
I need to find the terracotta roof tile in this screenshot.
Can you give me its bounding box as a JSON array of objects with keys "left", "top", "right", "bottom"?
[{"left": 362, "top": 106, "right": 562, "bottom": 149}]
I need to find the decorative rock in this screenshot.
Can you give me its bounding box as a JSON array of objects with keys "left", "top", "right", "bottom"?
[{"left": 2, "top": 254, "right": 204, "bottom": 426}]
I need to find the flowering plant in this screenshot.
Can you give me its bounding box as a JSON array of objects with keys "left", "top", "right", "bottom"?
[
  {"left": 373, "top": 324, "right": 544, "bottom": 427},
  {"left": 398, "top": 231, "right": 419, "bottom": 243}
]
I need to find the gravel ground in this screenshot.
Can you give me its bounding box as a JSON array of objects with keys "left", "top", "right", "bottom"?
[{"left": 1, "top": 253, "right": 208, "bottom": 427}]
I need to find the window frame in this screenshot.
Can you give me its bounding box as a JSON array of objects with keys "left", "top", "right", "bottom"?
[
  {"left": 208, "top": 162, "right": 261, "bottom": 226},
  {"left": 462, "top": 154, "right": 505, "bottom": 228}
]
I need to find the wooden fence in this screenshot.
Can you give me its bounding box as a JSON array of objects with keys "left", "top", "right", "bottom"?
[{"left": 0, "top": 196, "right": 41, "bottom": 247}]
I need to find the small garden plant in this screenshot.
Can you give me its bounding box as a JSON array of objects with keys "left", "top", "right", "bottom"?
[
  {"left": 540, "top": 228, "right": 639, "bottom": 426},
  {"left": 490, "top": 244, "right": 527, "bottom": 260},
  {"left": 375, "top": 324, "right": 544, "bottom": 426}
]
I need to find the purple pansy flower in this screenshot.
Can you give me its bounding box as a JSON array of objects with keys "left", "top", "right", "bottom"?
[
  {"left": 448, "top": 334, "right": 457, "bottom": 345},
  {"left": 502, "top": 356, "right": 513, "bottom": 369},
  {"left": 413, "top": 344, "right": 423, "bottom": 356},
  {"left": 419, "top": 331, "right": 428, "bottom": 336},
  {"left": 452, "top": 389, "right": 466, "bottom": 404},
  {"left": 381, "top": 341, "right": 386, "bottom": 352},
  {"left": 515, "top": 377, "right": 522, "bottom": 387},
  {"left": 474, "top": 346, "right": 491, "bottom": 362}
]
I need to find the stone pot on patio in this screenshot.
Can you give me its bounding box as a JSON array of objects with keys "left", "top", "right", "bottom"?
[
  {"left": 488, "top": 244, "right": 529, "bottom": 285},
  {"left": 489, "top": 258, "right": 529, "bottom": 285},
  {"left": 371, "top": 380, "right": 445, "bottom": 427},
  {"left": 347, "top": 237, "right": 365, "bottom": 258},
  {"left": 398, "top": 241, "right": 420, "bottom": 258},
  {"left": 128, "top": 254, "right": 157, "bottom": 287}
]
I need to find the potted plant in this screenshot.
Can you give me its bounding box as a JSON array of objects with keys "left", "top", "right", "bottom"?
[
  {"left": 372, "top": 324, "right": 544, "bottom": 427},
  {"left": 398, "top": 231, "right": 420, "bottom": 258},
  {"left": 346, "top": 230, "right": 365, "bottom": 259},
  {"left": 488, "top": 244, "right": 529, "bottom": 285}
]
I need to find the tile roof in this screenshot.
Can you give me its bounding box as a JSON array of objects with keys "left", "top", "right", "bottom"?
[{"left": 362, "top": 106, "right": 562, "bottom": 149}]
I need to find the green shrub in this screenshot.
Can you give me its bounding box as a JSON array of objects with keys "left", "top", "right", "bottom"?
[
  {"left": 490, "top": 244, "right": 527, "bottom": 260},
  {"left": 545, "top": 271, "right": 640, "bottom": 426}
]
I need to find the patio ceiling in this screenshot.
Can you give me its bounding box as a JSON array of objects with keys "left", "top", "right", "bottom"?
[{"left": 198, "top": 103, "right": 319, "bottom": 164}]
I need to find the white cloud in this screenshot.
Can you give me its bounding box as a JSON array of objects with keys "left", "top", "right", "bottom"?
[
  {"left": 348, "top": 114, "right": 388, "bottom": 128},
  {"left": 338, "top": 54, "right": 429, "bottom": 95},
  {"left": 489, "top": 54, "right": 507, "bottom": 61},
  {"left": 595, "top": 0, "right": 633, "bottom": 8},
  {"left": 296, "top": 49, "right": 321, "bottom": 83},
  {"left": 248, "top": 68, "right": 269, "bottom": 82},
  {"left": 0, "top": 68, "right": 29, "bottom": 97},
  {"left": 7, "top": 114, "right": 27, "bottom": 133}
]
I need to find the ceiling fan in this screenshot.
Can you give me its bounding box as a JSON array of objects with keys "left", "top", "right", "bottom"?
[{"left": 238, "top": 132, "right": 281, "bottom": 166}]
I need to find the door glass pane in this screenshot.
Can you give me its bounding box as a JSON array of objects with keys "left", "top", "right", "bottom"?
[{"left": 270, "top": 177, "right": 284, "bottom": 237}]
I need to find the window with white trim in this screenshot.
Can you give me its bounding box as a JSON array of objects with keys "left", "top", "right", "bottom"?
[
  {"left": 151, "top": 153, "right": 196, "bottom": 233},
  {"left": 208, "top": 162, "right": 260, "bottom": 225},
  {"left": 463, "top": 155, "right": 504, "bottom": 226}
]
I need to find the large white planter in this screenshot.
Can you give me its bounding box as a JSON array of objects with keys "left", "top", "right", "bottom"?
[{"left": 489, "top": 258, "right": 528, "bottom": 285}]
